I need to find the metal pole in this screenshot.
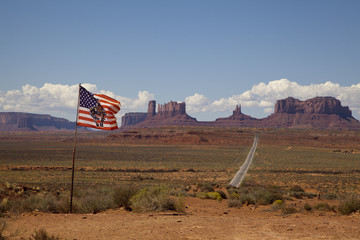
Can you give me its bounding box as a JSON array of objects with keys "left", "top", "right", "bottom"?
[{"left": 70, "top": 84, "right": 81, "bottom": 213}]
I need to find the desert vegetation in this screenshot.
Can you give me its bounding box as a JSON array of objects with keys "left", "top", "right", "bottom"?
[{"left": 0, "top": 127, "right": 360, "bottom": 239}]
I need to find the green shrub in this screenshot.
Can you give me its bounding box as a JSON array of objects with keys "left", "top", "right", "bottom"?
[
  {"left": 112, "top": 185, "right": 138, "bottom": 210},
  {"left": 30, "top": 228, "right": 60, "bottom": 240},
  {"left": 253, "top": 188, "right": 283, "bottom": 205},
  {"left": 130, "top": 185, "right": 176, "bottom": 212},
  {"left": 271, "top": 200, "right": 284, "bottom": 210},
  {"left": 196, "top": 192, "right": 208, "bottom": 199},
  {"left": 206, "top": 192, "right": 221, "bottom": 200},
  {"left": 229, "top": 192, "right": 240, "bottom": 200},
  {"left": 338, "top": 193, "right": 360, "bottom": 215},
  {"left": 216, "top": 190, "right": 227, "bottom": 199},
  {"left": 227, "top": 188, "right": 238, "bottom": 196}
]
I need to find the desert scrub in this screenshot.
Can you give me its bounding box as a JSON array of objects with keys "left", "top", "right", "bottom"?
[
  {"left": 228, "top": 199, "right": 242, "bottom": 208},
  {"left": 253, "top": 188, "right": 283, "bottom": 205},
  {"left": 206, "top": 192, "right": 222, "bottom": 201},
  {"left": 304, "top": 203, "right": 312, "bottom": 211},
  {"left": 0, "top": 220, "right": 6, "bottom": 240},
  {"left": 197, "top": 183, "right": 215, "bottom": 193},
  {"left": 130, "top": 185, "right": 182, "bottom": 213},
  {"left": 72, "top": 187, "right": 115, "bottom": 214},
  {"left": 240, "top": 193, "right": 256, "bottom": 205},
  {"left": 338, "top": 193, "right": 360, "bottom": 215},
  {"left": 30, "top": 228, "right": 60, "bottom": 240},
  {"left": 289, "top": 185, "right": 305, "bottom": 193},
  {"left": 112, "top": 185, "right": 138, "bottom": 210},
  {"left": 229, "top": 192, "right": 240, "bottom": 200},
  {"left": 321, "top": 193, "right": 337, "bottom": 200},
  {"left": 281, "top": 206, "right": 298, "bottom": 215},
  {"left": 196, "top": 192, "right": 209, "bottom": 199},
  {"left": 289, "top": 185, "right": 317, "bottom": 199},
  {"left": 314, "top": 203, "right": 334, "bottom": 212},
  {"left": 216, "top": 190, "right": 227, "bottom": 199},
  {"left": 9, "top": 192, "right": 59, "bottom": 214},
  {"left": 0, "top": 199, "right": 8, "bottom": 217},
  {"left": 271, "top": 200, "right": 284, "bottom": 211},
  {"left": 173, "top": 195, "right": 186, "bottom": 213},
  {"left": 196, "top": 192, "right": 223, "bottom": 201}
]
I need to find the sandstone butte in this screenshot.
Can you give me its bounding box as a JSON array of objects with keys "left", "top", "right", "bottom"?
[
  {"left": 1, "top": 96, "right": 359, "bottom": 131},
  {"left": 121, "top": 96, "right": 360, "bottom": 130}
]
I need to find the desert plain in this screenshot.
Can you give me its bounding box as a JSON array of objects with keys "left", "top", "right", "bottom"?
[{"left": 0, "top": 126, "right": 360, "bottom": 239}]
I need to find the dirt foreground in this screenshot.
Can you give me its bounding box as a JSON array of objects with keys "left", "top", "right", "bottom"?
[{"left": 3, "top": 198, "right": 360, "bottom": 240}]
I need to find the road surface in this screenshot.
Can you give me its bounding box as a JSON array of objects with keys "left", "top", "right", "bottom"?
[{"left": 229, "top": 133, "right": 259, "bottom": 188}]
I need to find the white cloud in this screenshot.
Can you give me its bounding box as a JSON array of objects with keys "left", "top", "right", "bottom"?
[
  {"left": 0, "top": 83, "right": 154, "bottom": 121},
  {"left": 185, "top": 79, "right": 360, "bottom": 119},
  {"left": 185, "top": 93, "right": 211, "bottom": 112},
  {"left": 117, "top": 90, "right": 154, "bottom": 111},
  {"left": 1, "top": 79, "right": 360, "bottom": 121}
]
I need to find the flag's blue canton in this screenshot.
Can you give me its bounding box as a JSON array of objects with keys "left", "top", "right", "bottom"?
[{"left": 79, "top": 86, "right": 98, "bottom": 109}]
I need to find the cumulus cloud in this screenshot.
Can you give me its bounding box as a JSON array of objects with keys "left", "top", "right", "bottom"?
[
  {"left": 185, "top": 79, "right": 360, "bottom": 119},
  {"left": 0, "top": 83, "right": 154, "bottom": 120},
  {"left": 117, "top": 90, "right": 154, "bottom": 111},
  {"left": 1, "top": 79, "right": 360, "bottom": 121},
  {"left": 185, "top": 93, "right": 211, "bottom": 112}
]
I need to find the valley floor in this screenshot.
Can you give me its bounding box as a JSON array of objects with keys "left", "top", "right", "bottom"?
[{"left": 3, "top": 197, "right": 360, "bottom": 240}]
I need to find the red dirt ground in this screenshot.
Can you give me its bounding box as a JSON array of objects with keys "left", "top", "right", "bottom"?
[{"left": 3, "top": 197, "right": 360, "bottom": 240}]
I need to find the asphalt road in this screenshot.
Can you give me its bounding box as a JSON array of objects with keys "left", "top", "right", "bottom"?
[{"left": 229, "top": 133, "right": 259, "bottom": 188}]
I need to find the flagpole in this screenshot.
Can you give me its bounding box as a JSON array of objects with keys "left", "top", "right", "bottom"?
[{"left": 70, "top": 84, "right": 81, "bottom": 213}]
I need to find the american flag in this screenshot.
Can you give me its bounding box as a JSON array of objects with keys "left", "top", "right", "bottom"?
[{"left": 77, "top": 86, "right": 121, "bottom": 130}]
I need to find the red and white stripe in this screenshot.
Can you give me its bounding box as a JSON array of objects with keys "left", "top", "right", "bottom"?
[{"left": 77, "top": 93, "right": 121, "bottom": 130}]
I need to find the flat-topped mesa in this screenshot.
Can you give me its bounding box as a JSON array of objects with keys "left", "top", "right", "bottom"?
[
  {"left": 156, "top": 101, "right": 186, "bottom": 118},
  {"left": 274, "top": 97, "right": 352, "bottom": 118},
  {"left": 121, "top": 113, "right": 147, "bottom": 127},
  {"left": 0, "top": 112, "right": 76, "bottom": 131}
]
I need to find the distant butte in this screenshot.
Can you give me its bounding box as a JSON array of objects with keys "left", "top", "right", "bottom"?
[
  {"left": 1, "top": 96, "right": 359, "bottom": 131},
  {"left": 121, "top": 97, "right": 360, "bottom": 130},
  {"left": 0, "top": 112, "right": 77, "bottom": 131}
]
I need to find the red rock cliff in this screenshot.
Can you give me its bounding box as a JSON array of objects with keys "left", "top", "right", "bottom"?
[
  {"left": 274, "top": 97, "right": 352, "bottom": 118},
  {"left": 156, "top": 101, "right": 186, "bottom": 118}
]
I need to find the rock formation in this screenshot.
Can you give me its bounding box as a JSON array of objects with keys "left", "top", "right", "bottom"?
[
  {"left": 121, "top": 113, "right": 147, "bottom": 127},
  {"left": 274, "top": 97, "right": 352, "bottom": 118},
  {"left": 3, "top": 96, "right": 357, "bottom": 131},
  {"left": 121, "top": 101, "right": 197, "bottom": 129},
  {"left": 155, "top": 101, "right": 186, "bottom": 118},
  {"left": 0, "top": 112, "right": 76, "bottom": 131},
  {"left": 214, "top": 104, "right": 258, "bottom": 127},
  {"left": 147, "top": 100, "right": 156, "bottom": 117},
  {"left": 264, "top": 97, "right": 359, "bottom": 129},
  {"left": 120, "top": 97, "right": 360, "bottom": 130}
]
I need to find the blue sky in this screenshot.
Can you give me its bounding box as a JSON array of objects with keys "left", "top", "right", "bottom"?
[{"left": 1, "top": 0, "right": 360, "bottom": 121}]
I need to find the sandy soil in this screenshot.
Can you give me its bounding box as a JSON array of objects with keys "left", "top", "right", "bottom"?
[{"left": 3, "top": 198, "right": 360, "bottom": 240}]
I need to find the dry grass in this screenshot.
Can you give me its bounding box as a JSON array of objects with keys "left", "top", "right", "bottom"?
[{"left": 0, "top": 127, "right": 359, "bottom": 214}]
